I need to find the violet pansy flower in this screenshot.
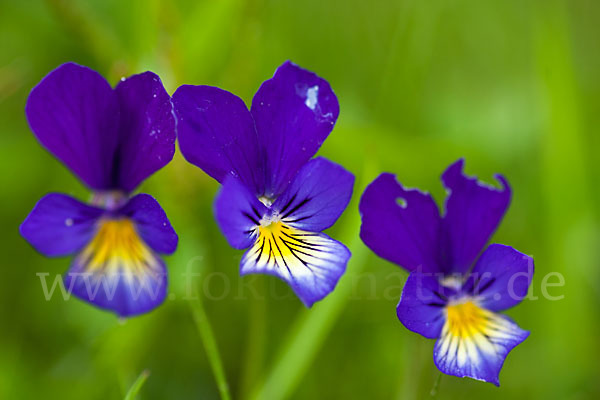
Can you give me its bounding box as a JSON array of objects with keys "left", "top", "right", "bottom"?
[
  {"left": 359, "top": 160, "right": 533, "bottom": 385},
  {"left": 20, "top": 63, "right": 178, "bottom": 317},
  {"left": 173, "top": 61, "right": 353, "bottom": 307}
]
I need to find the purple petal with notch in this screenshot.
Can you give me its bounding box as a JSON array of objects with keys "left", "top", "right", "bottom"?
[
  {"left": 25, "top": 63, "right": 120, "bottom": 190},
  {"left": 272, "top": 157, "right": 354, "bottom": 232},
  {"left": 441, "top": 159, "right": 511, "bottom": 274},
  {"left": 251, "top": 61, "right": 339, "bottom": 198},
  {"left": 359, "top": 173, "right": 443, "bottom": 273},
  {"left": 464, "top": 244, "right": 534, "bottom": 312},
  {"left": 114, "top": 72, "right": 176, "bottom": 192},
  {"left": 214, "top": 176, "right": 269, "bottom": 250},
  {"left": 173, "top": 85, "right": 265, "bottom": 195},
  {"left": 20, "top": 193, "right": 104, "bottom": 257}
]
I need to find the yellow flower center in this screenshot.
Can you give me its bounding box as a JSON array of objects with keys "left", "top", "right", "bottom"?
[
  {"left": 445, "top": 300, "right": 491, "bottom": 339},
  {"left": 256, "top": 220, "right": 294, "bottom": 258},
  {"left": 78, "top": 218, "right": 158, "bottom": 277}
]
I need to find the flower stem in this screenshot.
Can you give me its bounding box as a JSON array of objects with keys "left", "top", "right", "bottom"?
[
  {"left": 239, "top": 277, "right": 267, "bottom": 398},
  {"left": 190, "top": 292, "right": 232, "bottom": 400},
  {"left": 249, "top": 237, "right": 367, "bottom": 400},
  {"left": 249, "top": 160, "right": 376, "bottom": 400}
]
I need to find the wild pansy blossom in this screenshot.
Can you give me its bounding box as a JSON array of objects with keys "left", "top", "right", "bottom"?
[
  {"left": 172, "top": 61, "right": 353, "bottom": 307},
  {"left": 20, "top": 63, "right": 178, "bottom": 317},
  {"left": 359, "top": 160, "right": 533, "bottom": 385}
]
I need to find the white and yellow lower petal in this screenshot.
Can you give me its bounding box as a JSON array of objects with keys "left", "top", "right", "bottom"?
[
  {"left": 433, "top": 299, "right": 529, "bottom": 385},
  {"left": 240, "top": 220, "right": 350, "bottom": 307},
  {"left": 64, "top": 218, "right": 167, "bottom": 316}
]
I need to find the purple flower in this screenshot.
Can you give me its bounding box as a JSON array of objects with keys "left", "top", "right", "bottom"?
[
  {"left": 359, "top": 159, "right": 534, "bottom": 385},
  {"left": 172, "top": 61, "right": 354, "bottom": 307},
  {"left": 20, "top": 63, "right": 178, "bottom": 317}
]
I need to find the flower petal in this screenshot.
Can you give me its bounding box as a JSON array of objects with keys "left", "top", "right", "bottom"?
[
  {"left": 173, "top": 85, "right": 265, "bottom": 195},
  {"left": 465, "top": 244, "right": 534, "bottom": 312},
  {"left": 118, "top": 193, "right": 178, "bottom": 255},
  {"left": 251, "top": 61, "right": 339, "bottom": 198},
  {"left": 114, "top": 72, "right": 176, "bottom": 191},
  {"left": 359, "top": 173, "right": 443, "bottom": 273},
  {"left": 240, "top": 222, "right": 350, "bottom": 307},
  {"left": 20, "top": 193, "right": 104, "bottom": 257},
  {"left": 25, "top": 63, "right": 119, "bottom": 190},
  {"left": 214, "top": 176, "right": 269, "bottom": 250},
  {"left": 64, "top": 218, "right": 167, "bottom": 317},
  {"left": 396, "top": 271, "right": 450, "bottom": 339},
  {"left": 441, "top": 159, "right": 511, "bottom": 274},
  {"left": 271, "top": 157, "right": 354, "bottom": 232},
  {"left": 433, "top": 302, "right": 529, "bottom": 386}
]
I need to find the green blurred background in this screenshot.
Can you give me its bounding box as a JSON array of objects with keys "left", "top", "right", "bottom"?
[{"left": 1, "top": 0, "right": 599, "bottom": 398}]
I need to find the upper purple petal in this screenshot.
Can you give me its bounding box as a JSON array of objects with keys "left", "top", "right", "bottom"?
[
  {"left": 20, "top": 193, "right": 104, "bottom": 257},
  {"left": 359, "top": 173, "right": 443, "bottom": 273},
  {"left": 271, "top": 157, "right": 354, "bottom": 232},
  {"left": 214, "top": 176, "right": 269, "bottom": 249},
  {"left": 25, "top": 63, "right": 120, "bottom": 190},
  {"left": 251, "top": 61, "right": 339, "bottom": 198},
  {"left": 172, "top": 85, "right": 265, "bottom": 195},
  {"left": 396, "top": 271, "right": 450, "bottom": 339},
  {"left": 465, "top": 244, "right": 534, "bottom": 312},
  {"left": 118, "top": 193, "right": 178, "bottom": 255},
  {"left": 441, "top": 159, "right": 511, "bottom": 274},
  {"left": 114, "top": 72, "right": 176, "bottom": 192}
]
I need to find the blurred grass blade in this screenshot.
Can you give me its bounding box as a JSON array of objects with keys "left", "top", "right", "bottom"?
[
  {"left": 190, "top": 294, "right": 232, "bottom": 400},
  {"left": 533, "top": 0, "right": 596, "bottom": 383},
  {"left": 124, "top": 370, "right": 150, "bottom": 400}
]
